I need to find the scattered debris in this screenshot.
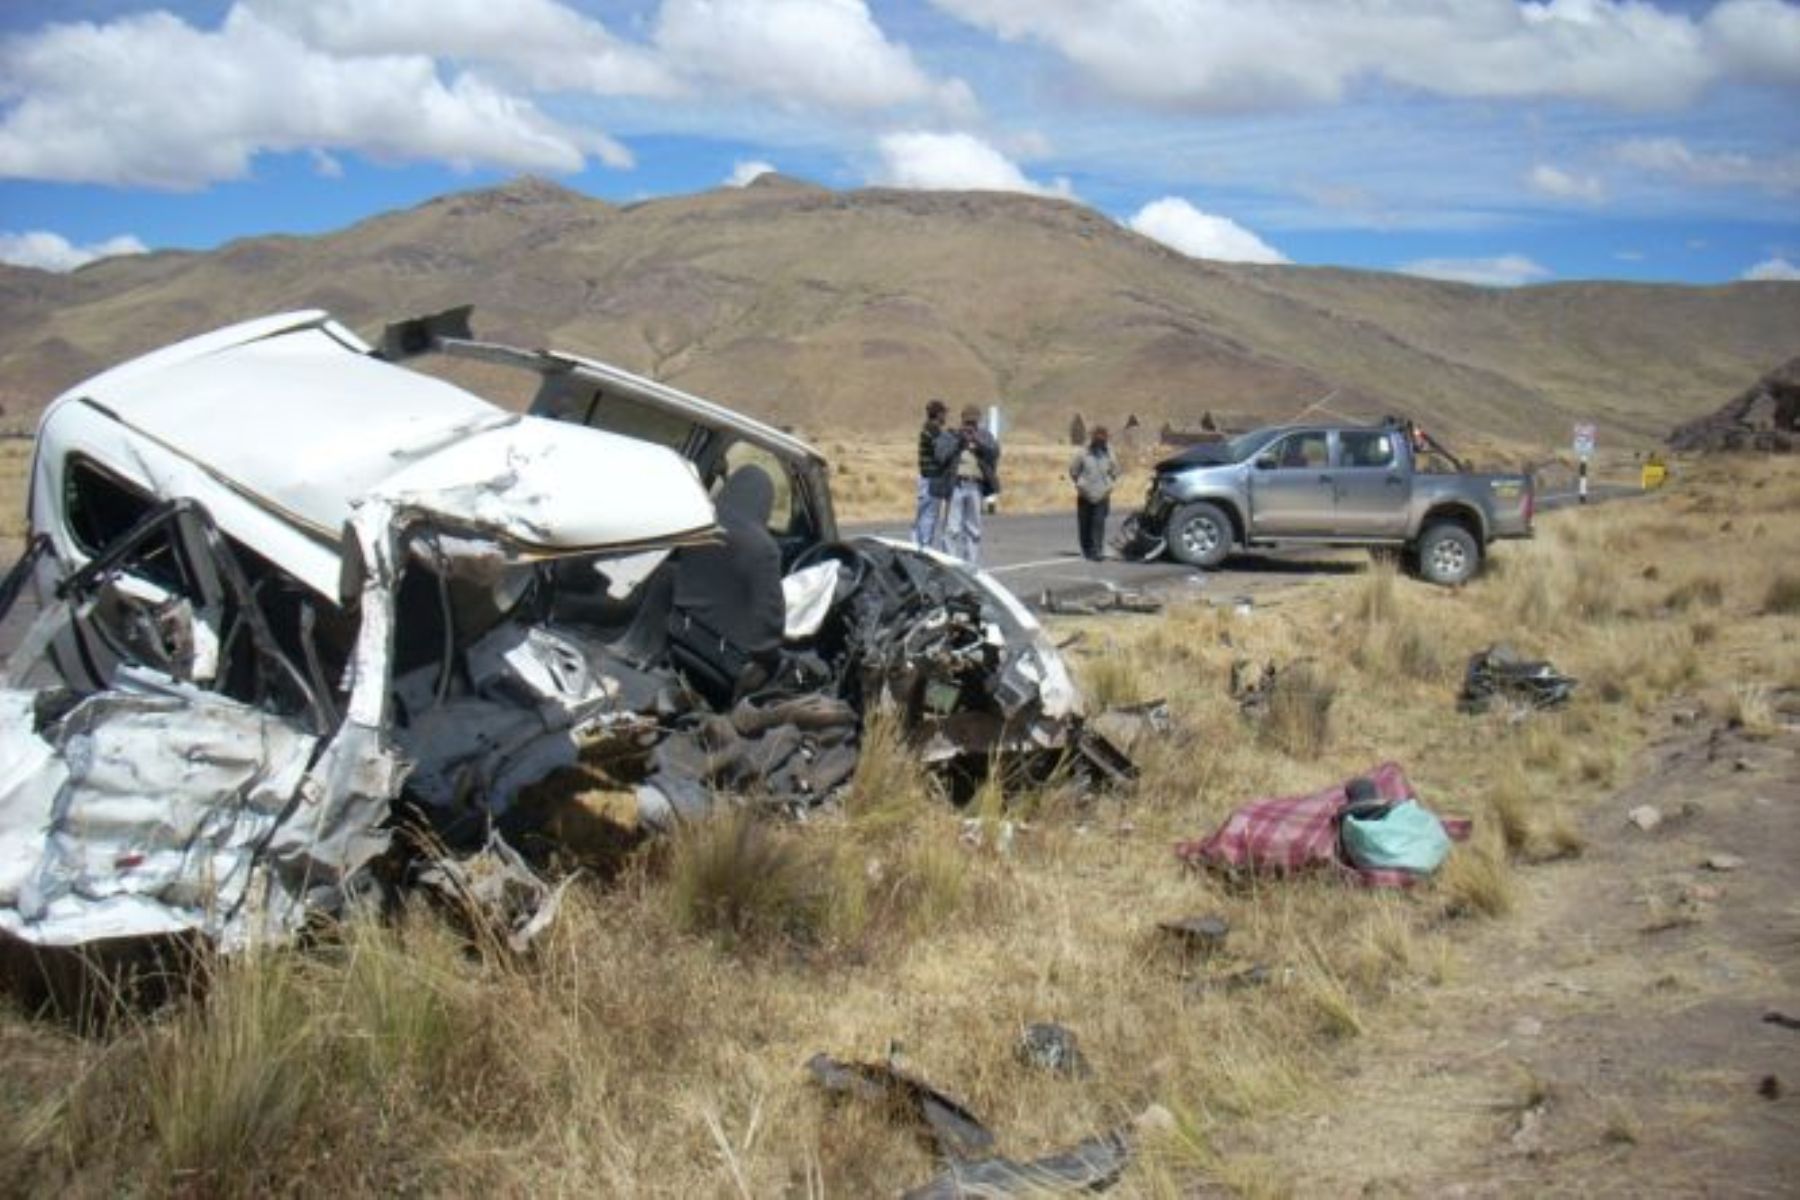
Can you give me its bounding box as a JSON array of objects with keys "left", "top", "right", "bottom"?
[
  {"left": 1016, "top": 1023, "right": 1093, "bottom": 1079},
  {"left": 1758, "top": 1074, "right": 1782, "bottom": 1100},
  {"left": 1038, "top": 585, "right": 1163, "bottom": 616},
  {"left": 1158, "top": 914, "right": 1230, "bottom": 957},
  {"left": 904, "top": 1130, "right": 1131, "bottom": 1199},
  {"left": 1763, "top": 1012, "right": 1800, "bottom": 1032},
  {"left": 1186, "top": 962, "right": 1279, "bottom": 996},
  {"left": 809, "top": 1049, "right": 1136, "bottom": 1196},
  {"left": 1509, "top": 1100, "right": 1551, "bottom": 1155},
  {"left": 1109, "top": 513, "right": 1166, "bottom": 564},
  {"left": 1704, "top": 852, "right": 1746, "bottom": 872},
  {"left": 1176, "top": 762, "right": 1471, "bottom": 888},
  {"left": 1230, "top": 658, "right": 1279, "bottom": 717},
  {"left": 412, "top": 832, "right": 574, "bottom": 954},
  {"left": 1459, "top": 644, "right": 1576, "bottom": 715},
  {"left": 1627, "top": 805, "right": 1664, "bottom": 832},
  {"left": 1088, "top": 699, "right": 1172, "bottom": 756},
  {"left": 806, "top": 1053, "right": 996, "bottom": 1161}
]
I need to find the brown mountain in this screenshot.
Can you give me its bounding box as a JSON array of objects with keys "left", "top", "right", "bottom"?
[{"left": 2, "top": 175, "right": 1796, "bottom": 448}]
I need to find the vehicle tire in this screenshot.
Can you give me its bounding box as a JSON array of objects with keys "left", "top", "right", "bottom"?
[
  {"left": 1415, "top": 523, "right": 1480, "bottom": 586},
  {"left": 1166, "top": 501, "right": 1233, "bottom": 568}
]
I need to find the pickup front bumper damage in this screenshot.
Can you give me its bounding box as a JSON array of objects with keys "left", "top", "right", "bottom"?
[{"left": 0, "top": 513, "right": 1129, "bottom": 957}]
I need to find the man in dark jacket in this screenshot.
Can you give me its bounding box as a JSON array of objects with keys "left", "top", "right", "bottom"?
[
  {"left": 669, "top": 465, "right": 785, "bottom": 706},
  {"left": 913, "top": 398, "right": 947, "bottom": 548},
  {"left": 1068, "top": 425, "right": 1120, "bottom": 561},
  {"left": 931, "top": 404, "right": 1000, "bottom": 564}
]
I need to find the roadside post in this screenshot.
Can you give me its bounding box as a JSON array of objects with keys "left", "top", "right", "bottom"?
[
  {"left": 1573, "top": 423, "right": 1596, "bottom": 504},
  {"left": 985, "top": 404, "right": 1003, "bottom": 514}
]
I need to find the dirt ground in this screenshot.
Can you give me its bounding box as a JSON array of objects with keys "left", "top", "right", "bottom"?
[{"left": 1256, "top": 706, "right": 1800, "bottom": 1197}]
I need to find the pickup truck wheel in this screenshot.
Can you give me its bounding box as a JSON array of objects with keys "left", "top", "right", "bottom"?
[
  {"left": 1416, "top": 523, "right": 1480, "bottom": 586},
  {"left": 1167, "top": 501, "right": 1233, "bottom": 568}
]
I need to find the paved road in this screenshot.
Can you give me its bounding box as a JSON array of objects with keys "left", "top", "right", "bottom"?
[{"left": 849, "top": 482, "right": 1634, "bottom": 609}]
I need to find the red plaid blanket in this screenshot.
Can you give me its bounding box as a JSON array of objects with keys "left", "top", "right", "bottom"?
[{"left": 1174, "top": 762, "right": 1472, "bottom": 888}]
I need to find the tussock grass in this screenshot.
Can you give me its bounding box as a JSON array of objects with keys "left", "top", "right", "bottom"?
[
  {"left": 1258, "top": 660, "right": 1336, "bottom": 759},
  {"left": 1717, "top": 682, "right": 1779, "bottom": 738},
  {"left": 845, "top": 705, "right": 932, "bottom": 834},
  {"left": 1079, "top": 642, "right": 1153, "bottom": 709},
  {"left": 148, "top": 955, "right": 318, "bottom": 1184},
  {"left": 667, "top": 808, "right": 846, "bottom": 952},
  {"left": 1437, "top": 840, "right": 1516, "bottom": 919},
  {"left": 1764, "top": 571, "right": 1800, "bottom": 615}
]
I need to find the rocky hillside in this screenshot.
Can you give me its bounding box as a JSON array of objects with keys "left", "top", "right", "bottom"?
[
  {"left": 2, "top": 175, "right": 1796, "bottom": 447},
  {"left": 1668, "top": 356, "right": 1800, "bottom": 452}
]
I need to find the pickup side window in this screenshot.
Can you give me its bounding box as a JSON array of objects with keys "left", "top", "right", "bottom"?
[
  {"left": 1265, "top": 432, "right": 1329, "bottom": 470},
  {"left": 1339, "top": 432, "right": 1396, "bottom": 469}
]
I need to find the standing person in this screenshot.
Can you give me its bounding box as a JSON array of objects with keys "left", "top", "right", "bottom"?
[
  {"left": 1069, "top": 425, "right": 1120, "bottom": 561},
  {"left": 932, "top": 404, "right": 1000, "bottom": 564},
  {"left": 913, "top": 399, "right": 947, "bottom": 548}
]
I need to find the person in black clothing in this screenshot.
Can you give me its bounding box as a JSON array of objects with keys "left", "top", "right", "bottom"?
[
  {"left": 668, "top": 465, "right": 785, "bottom": 706},
  {"left": 913, "top": 398, "right": 948, "bottom": 547}
]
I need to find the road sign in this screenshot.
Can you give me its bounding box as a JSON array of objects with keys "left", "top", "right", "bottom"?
[{"left": 1573, "top": 423, "right": 1597, "bottom": 459}]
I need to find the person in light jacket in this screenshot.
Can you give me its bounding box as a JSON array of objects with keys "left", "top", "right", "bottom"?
[
  {"left": 1068, "top": 425, "right": 1120, "bottom": 561},
  {"left": 931, "top": 404, "right": 1000, "bottom": 564}
]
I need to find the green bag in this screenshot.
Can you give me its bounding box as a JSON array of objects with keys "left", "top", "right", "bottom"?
[{"left": 1340, "top": 800, "right": 1452, "bottom": 875}]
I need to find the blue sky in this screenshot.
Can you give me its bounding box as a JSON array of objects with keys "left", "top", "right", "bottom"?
[{"left": 1, "top": 0, "right": 1796, "bottom": 285}]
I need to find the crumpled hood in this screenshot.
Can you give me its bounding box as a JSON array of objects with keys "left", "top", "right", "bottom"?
[
  {"left": 1154, "top": 442, "right": 1236, "bottom": 474},
  {"left": 372, "top": 415, "right": 716, "bottom": 553}
]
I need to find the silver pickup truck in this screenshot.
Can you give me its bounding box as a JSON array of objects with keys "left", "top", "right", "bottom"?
[{"left": 1124, "top": 423, "right": 1534, "bottom": 585}]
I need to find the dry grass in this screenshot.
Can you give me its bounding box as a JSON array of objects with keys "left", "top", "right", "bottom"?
[
  {"left": 1765, "top": 571, "right": 1800, "bottom": 616},
  {"left": 0, "top": 438, "right": 30, "bottom": 541},
  {"left": 3, "top": 454, "right": 1797, "bottom": 1196}
]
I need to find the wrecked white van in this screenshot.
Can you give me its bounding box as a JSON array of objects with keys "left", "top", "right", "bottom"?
[{"left": 0, "top": 308, "right": 1113, "bottom": 953}]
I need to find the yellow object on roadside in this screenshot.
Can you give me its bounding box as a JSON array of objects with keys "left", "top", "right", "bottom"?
[{"left": 1641, "top": 455, "right": 1667, "bottom": 490}]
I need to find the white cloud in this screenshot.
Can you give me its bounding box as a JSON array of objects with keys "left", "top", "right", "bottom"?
[
  {"left": 873, "top": 130, "right": 1071, "bottom": 197},
  {"left": 0, "top": 7, "right": 623, "bottom": 188},
  {"left": 725, "top": 159, "right": 777, "bottom": 186},
  {"left": 1743, "top": 255, "right": 1800, "bottom": 281},
  {"left": 1526, "top": 163, "right": 1606, "bottom": 204},
  {"left": 0, "top": 231, "right": 147, "bottom": 272},
  {"left": 1125, "top": 197, "right": 1288, "bottom": 264},
  {"left": 1398, "top": 254, "right": 1552, "bottom": 287},
  {"left": 1705, "top": 0, "right": 1800, "bottom": 85},
  {"left": 1613, "top": 249, "right": 1646, "bottom": 262},
  {"left": 0, "top": 2, "right": 980, "bottom": 189},
  {"left": 656, "top": 0, "right": 975, "bottom": 117},
  {"left": 246, "top": 0, "right": 677, "bottom": 96},
  {"left": 1615, "top": 137, "right": 1800, "bottom": 194},
  {"left": 930, "top": 0, "right": 1800, "bottom": 111}
]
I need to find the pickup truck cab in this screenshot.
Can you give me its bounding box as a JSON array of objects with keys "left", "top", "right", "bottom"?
[{"left": 1134, "top": 423, "right": 1534, "bottom": 585}]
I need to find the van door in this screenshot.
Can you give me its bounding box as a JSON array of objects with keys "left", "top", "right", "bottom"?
[{"left": 55, "top": 460, "right": 227, "bottom": 692}]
